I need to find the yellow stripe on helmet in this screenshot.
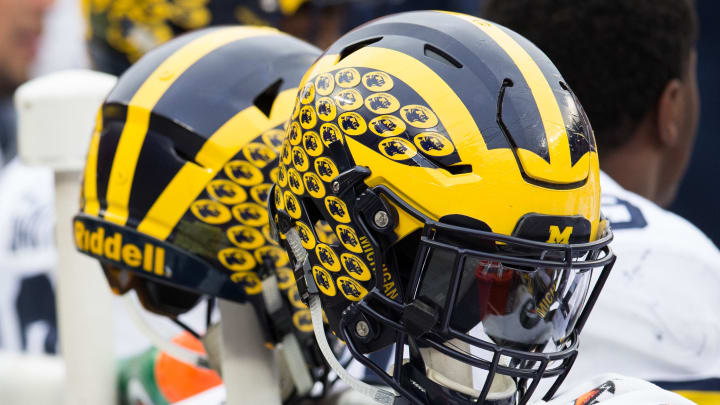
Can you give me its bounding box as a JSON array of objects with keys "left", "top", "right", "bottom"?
[
  {"left": 82, "top": 108, "right": 104, "bottom": 216},
  {"left": 103, "top": 26, "right": 273, "bottom": 225}
]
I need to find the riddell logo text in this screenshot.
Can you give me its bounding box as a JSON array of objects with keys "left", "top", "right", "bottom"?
[{"left": 74, "top": 221, "right": 165, "bottom": 276}]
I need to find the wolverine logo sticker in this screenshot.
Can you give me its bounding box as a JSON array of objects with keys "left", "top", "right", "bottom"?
[
  {"left": 365, "top": 93, "right": 400, "bottom": 114},
  {"left": 324, "top": 196, "right": 351, "bottom": 223},
  {"left": 335, "top": 68, "right": 360, "bottom": 88},
  {"left": 277, "top": 267, "right": 295, "bottom": 290},
  {"left": 300, "top": 82, "right": 315, "bottom": 104},
  {"left": 284, "top": 191, "right": 302, "bottom": 219},
  {"left": 269, "top": 167, "right": 279, "bottom": 184},
  {"left": 313, "top": 265, "right": 336, "bottom": 297},
  {"left": 314, "top": 157, "right": 339, "bottom": 182},
  {"left": 249, "top": 183, "right": 271, "bottom": 205},
  {"left": 190, "top": 200, "right": 231, "bottom": 224},
  {"left": 335, "top": 89, "right": 363, "bottom": 111},
  {"left": 281, "top": 142, "right": 292, "bottom": 165},
  {"left": 336, "top": 224, "right": 362, "bottom": 253},
  {"left": 227, "top": 225, "right": 265, "bottom": 250},
  {"left": 379, "top": 137, "right": 417, "bottom": 160},
  {"left": 362, "top": 71, "right": 393, "bottom": 92},
  {"left": 315, "top": 97, "right": 337, "bottom": 121},
  {"left": 254, "top": 246, "right": 289, "bottom": 268},
  {"left": 243, "top": 143, "right": 276, "bottom": 168},
  {"left": 277, "top": 165, "right": 288, "bottom": 187},
  {"left": 232, "top": 202, "right": 268, "bottom": 227},
  {"left": 291, "top": 146, "right": 309, "bottom": 172},
  {"left": 287, "top": 168, "right": 304, "bottom": 195},
  {"left": 338, "top": 112, "right": 367, "bottom": 136},
  {"left": 303, "top": 172, "right": 325, "bottom": 199},
  {"left": 274, "top": 186, "right": 285, "bottom": 210},
  {"left": 207, "top": 179, "right": 246, "bottom": 205},
  {"left": 400, "top": 105, "right": 438, "bottom": 128},
  {"left": 231, "top": 272, "right": 262, "bottom": 295},
  {"left": 337, "top": 276, "right": 368, "bottom": 301},
  {"left": 320, "top": 123, "right": 343, "bottom": 146},
  {"left": 341, "top": 253, "right": 371, "bottom": 281},
  {"left": 295, "top": 221, "right": 316, "bottom": 250},
  {"left": 292, "top": 310, "right": 313, "bottom": 333},
  {"left": 299, "top": 105, "right": 317, "bottom": 129},
  {"left": 288, "top": 122, "right": 301, "bottom": 146},
  {"left": 369, "top": 115, "right": 406, "bottom": 137},
  {"left": 218, "top": 247, "right": 255, "bottom": 272},
  {"left": 303, "top": 131, "right": 323, "bottom": 157},
  {"left": 414, "top": 132, "right": 455, "bottom": 157},
  {"left": 225, "top": 160, "right": 263, "bottom": 186},
  {"left": 261, "top": 129, "right": 284, "bottom": 149},
  {"left": 315, "top": 243, "right": 340, "bottom": 272},
  {"left": 315, "top": 73, "right": 335, "bottom": 96}
]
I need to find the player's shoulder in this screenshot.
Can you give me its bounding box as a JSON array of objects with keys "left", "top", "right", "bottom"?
[
  {"left": 600, "top": 171, "right": 718, "bottom": 257},
  {"left": 541, "top": 373, "right": 696, "bottom": 405}
]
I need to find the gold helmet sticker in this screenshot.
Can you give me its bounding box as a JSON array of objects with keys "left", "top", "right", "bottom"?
[
  {"left": 369, "top": 115, "right": 406, "bottom": 137},
  {"left": 299, "top": 105, "right": 317, "bottom": 129},
  {"left": 281, "top": 142, "right": 292, "bottom": 165},
  {"left": 269, "top": 167, "right": 279, "bottom": 184},
  {"left": 365, "top": 92, "right": 400, "bottom": 115},
  {"left": 243, "top": 142, "right": 277, "bottom": 169},
  {"left": 335, "top": 68, "right": 360, "bottom": 88},
  {"left": 315, "top": 97, "right": 337, "bottom": 121},
  {"left": 334, "top": 89, "right": 363, "bottom": 111},
  {"left": 206, "top": 179, "right": 247, "bottom": 205},
  {"left": 277, "top": 165, "right": 288, "bottom": 187},
  {"left": 287, "top": 168, "right": 305, "bottom": 195},
  {"left": 400, "top": 105, "right": 439, "bottom": 129},
  {"left": 288, "top": 122, "right": 302, "bottom": 146},
  {"left": 414, "top": 132, "right": 455, "bottom": 157},
  {"left": 292, "top": 310, "right": 313, "bottom": 333},
  {"left": 295, "top": 221, "right": 317, "bottom": 250},
  {"left": 341, "top": 253, "right": 371, "bottom": 281},
  {"left": 315, "top": 243, "right": 340, "bottom": 272},
  {"left": 292, "top": 97, "right": 301, "bottom": 120},
  {"left": 362, "top": 71, "right": 394, "bottom": 92},
  {"left": 274, "top": 186, "right": 285, "bottom": 210},
  {"left": 291, "top": 146, "right": 309, "bottom": 172},
  {"left": 284, "top": 191, "right": 302, "bottom": 219},
  {"left": 299, "top": 82, "right": 315, "bottom": 104},
  {"left": 379, "top": 137, "right": 417, "bottom": 161},
  {"left": 262, "top": 224, "right": 276, "bottom": 246},
  {"left": 224, "top": 160, "right": 263, "bottom": 186},
  {"left": 315, "top": 73, "right": 335, "bottom": 96},
  {"left": 249, "top": 183, "right": 271, "bottom": 205},
  {"left": 254, "top": 246, "right": 289, "bottom": 268},
  {"left": 313, "top": 265, "right": 336, "bottom": 297},
  {"left": 218, "top": 247, "right": 256, "bottom": 272},
  {"left": 227, "top": 225, "right": 265, "bottom": 250},
  {"left": 231, "top": 272, "right": 263, "bottom": 295},
  {"left": 338, "top": 112, "right": 367, "bottom": 136},
  {"left": 277, "top": 267, "right": 295, "bottom": 290},
  {"left": 335, "top": 224, "right": 362, "bottom": 253},
  {"left": 314, "top": 157, "right": 339, "bottom": 182},
  {"left": 261, "top": 128, "right": 284, "bottom": 149},
  {"left": 232, "top": 202, "right": 268, "bottom": 227},
  {"left": 190, "top": 199, "right": 231, "bottom": 224},
  {"left": 319, "top": 123, "right": 343, "bottom": 146},
  {"left": 324, "top": 196, "right": 351, "bottom": 223},
  {"left": 303, "top": 130, "right": 323, "bottom": 157},
  {"left": 303, "top": 172, "right": 325, "bottom": 199},
  {"left": 337, "top": 276, "right": 368, "bottom": 302}
]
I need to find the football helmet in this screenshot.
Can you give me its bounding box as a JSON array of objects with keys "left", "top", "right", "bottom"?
[
  {"left": 73, "top": 26, "right": 335, "bottom": 401},
  {"left": 269, "top": 11, "right": 615, "bottom": 405}
]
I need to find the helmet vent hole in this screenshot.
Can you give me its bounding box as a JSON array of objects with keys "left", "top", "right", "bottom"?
[
  {"left": 559, "top": 81, "right": 569, "bottom": 91},
  {"left": 337, "top": 37, "right": 383, "bottom": 63},
  {"left": 445, "top": 164, "right": 472, "bottom": 175},
  {"left": 424, "top": 44, "right": 462, "bottom": 68},
  {"left": 253, "top": 78, "right": 283, "bottom": 117}
]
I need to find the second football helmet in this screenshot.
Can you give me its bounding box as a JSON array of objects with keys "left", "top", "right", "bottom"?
[{"left": 270, "top": 11, "right": 615, "bottom": 405}]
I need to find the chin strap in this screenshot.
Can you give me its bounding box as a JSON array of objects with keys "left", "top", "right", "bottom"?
[
  {"left": 309, "top": 295, "right": 396, "bottom": 405},
  {"left": 122, "top": 294, "right": 210, "bottom": 369}
]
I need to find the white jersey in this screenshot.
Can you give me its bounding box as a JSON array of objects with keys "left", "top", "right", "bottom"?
[{"left": 561, "top": 171, "right": 720, "bottom": 403}]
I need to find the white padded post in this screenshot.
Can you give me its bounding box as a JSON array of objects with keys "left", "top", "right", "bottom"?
[
  {"left": 218, "top": 299, "right": 282, "bottom": 405},
  {"left": 15, "top": 69, "right": 118, "bottom": 405}
]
